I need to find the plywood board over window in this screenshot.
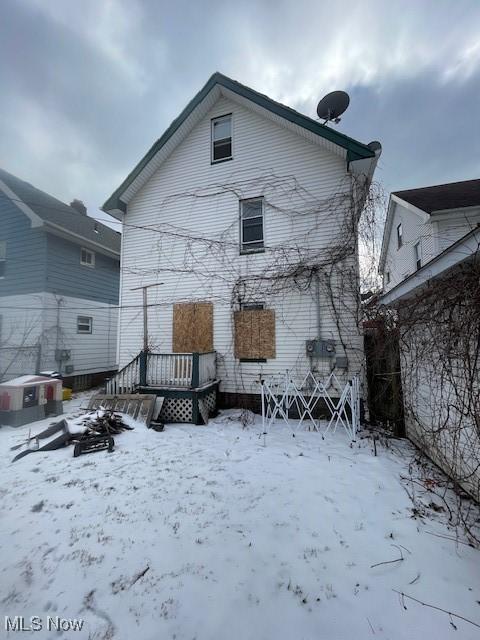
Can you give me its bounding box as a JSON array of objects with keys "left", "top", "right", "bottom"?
[
  {"left": 234, "top": 309, "right": 276, "bottom": 360},
  {"left": 173, "top": 302, "right": 214, "bottom": 353}
]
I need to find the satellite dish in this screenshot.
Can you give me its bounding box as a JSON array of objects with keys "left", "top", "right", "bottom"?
[
  {"left": 316, "top": 90, "right": 350, "bottom": 124},
  {"left": 368, "top": 140, "right": 382, "bottom": 154}
]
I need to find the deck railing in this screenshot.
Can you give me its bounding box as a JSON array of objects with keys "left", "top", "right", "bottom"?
[
  {"left": 198, "top": 351, "right": 216, "bottom": 386},
  {"left": 147, "top": 353, "right": 193, "bottom": 387},
  {"left": 105, "top": 354, "right": 140, "bottom": 394},
  {"left": 106, "top": 351, "right": 216, "bottom": 393}
]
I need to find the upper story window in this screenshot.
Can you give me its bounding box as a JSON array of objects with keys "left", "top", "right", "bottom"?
[
  {"left": 240, "top": 198, "right": 264, "bottom": 253},
  {"left": 414, "top": 241, "right": 422, "bottom": 270},
  {"left": 385, "top": 271, "right": 390, "bottom": 285},
  {"left": 396, "top": 223, "right": 403, "bottom": 249},
  {"left": 80, "top": 247, "right": 95, "bottom": 267},
  {"left": 211, "top": 114, "right": 232, "bottom": 163},
  {"left": 77, "top": 316, "right": 93, "bottom": 334},
  {"left": 0, "top": 241, "right": 6, "bottom": 278}
]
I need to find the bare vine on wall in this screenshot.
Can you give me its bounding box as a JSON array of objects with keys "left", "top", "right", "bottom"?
[
  {"left": 370, "top": 253, "right": 480, "bottom": 541},
  {"left": 123, "top": 168, "right": 385, "bottom": 389}
]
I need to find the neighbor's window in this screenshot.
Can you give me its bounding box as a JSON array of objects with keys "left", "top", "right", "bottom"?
[
  {"left": 414, "top": 241, "right": 422, "bottom": 270},
  {"left": 77, "top": 316, "right": 93, "bottom": 334},
  {"left": 211, "top": 114, "right": 232, "bottom": 163},
  {"left": 240, "top": 198, "right": 264, "bottom": 253},
  {"left": 396, "top": 223, "right": 403, "bottom": 249},
  {"left": 0, "top": 241, "right": 6, "bottom": 277},
  {"left": 80, "top": 247, "right": 95, "bottom": 267},
  {"left": 385, "top": 271, "right": 390, "bottom": 284}
]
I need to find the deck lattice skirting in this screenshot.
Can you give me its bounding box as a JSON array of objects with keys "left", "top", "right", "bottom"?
[{"left": 106, "top": 351, "right": 218, "bottom": 424}]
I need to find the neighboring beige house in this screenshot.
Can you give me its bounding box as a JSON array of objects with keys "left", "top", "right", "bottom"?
[{"left": 103, "top": 72, "right": 381, "bottom": 414}]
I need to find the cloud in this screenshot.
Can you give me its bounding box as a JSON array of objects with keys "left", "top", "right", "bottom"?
[{"left": 0, "top": 0, "right": 479, "bottom": 226}]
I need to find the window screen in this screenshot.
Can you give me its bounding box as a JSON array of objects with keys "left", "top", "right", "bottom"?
[
  {"left": 212, "top": 115, "right": 232, "bottom": 162},
  {"left": 77, "top": 316, "right": 93, "bottom": 334},
  {"left": 397, "top": 223, "right": 403, "bottom": 249},
  {"left": 414, "top": 242, "right": 422, "bottom": 270},
  {"left": 241, "top": 199, "right": 264, "bottom": 252},
  {"left": 80, "top": 247, "right": 95, "bottom": 266}
]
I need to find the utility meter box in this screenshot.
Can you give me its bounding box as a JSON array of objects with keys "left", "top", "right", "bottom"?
[
  {"left": 55, "top": 349, "right": 71, "bottom": 362},
  {"left": 305, "top": 339, "right": 336, "bottom": 358}
]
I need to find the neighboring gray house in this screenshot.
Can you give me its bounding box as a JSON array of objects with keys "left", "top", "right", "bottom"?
[{"left": 0, "top": 167, "right": 120, "bottom": 388}]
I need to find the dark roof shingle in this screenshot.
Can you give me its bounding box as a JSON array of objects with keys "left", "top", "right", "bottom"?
[
  {"left": 393, "top": 179, "right": 480, "bottom": 214},
  {"left": 0, "top": 167, "right": 120, "bottom": 253}
]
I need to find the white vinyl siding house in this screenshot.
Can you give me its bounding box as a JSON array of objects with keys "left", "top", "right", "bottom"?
[
  {"left": 104, "top": 74, "right": 380, "bottom": 404},
  {"left": 380, "top": 200, "right": 435, "bottom": 292},
  {"left": 379, "top": 179, "right": 480, "bottom": 501},
  {"left": 380, "top": 188, "right": 480, "bottom": 293}
]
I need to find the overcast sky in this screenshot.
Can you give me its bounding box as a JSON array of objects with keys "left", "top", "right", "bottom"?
[{"left": 1, "top": 0, "right": 479, "bottom": 226}]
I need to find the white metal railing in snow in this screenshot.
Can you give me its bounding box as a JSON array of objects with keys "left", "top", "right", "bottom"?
[
  {"left": 260, "top": 371, "right": 361, "bottom": 441},
  {"left": 105, "top": 355, "right": 140, "bottom": 395},
  {"left": 198, "top": 351, "right": 216, "bottom": 386},
  {"left": 147, "top": 353, "right": 193, "bottom": 387}
]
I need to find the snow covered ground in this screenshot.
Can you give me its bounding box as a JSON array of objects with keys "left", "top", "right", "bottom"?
[{"left": 1, "top": 394, "right": 479, "bottom": 640}]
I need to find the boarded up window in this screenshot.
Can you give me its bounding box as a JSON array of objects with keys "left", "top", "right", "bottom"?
[
  {"left": 234, "top": 309, "right": 276, "bottom": 360},
  {"left": 172, "top": 302, "right": 213, "bottom": 352}
]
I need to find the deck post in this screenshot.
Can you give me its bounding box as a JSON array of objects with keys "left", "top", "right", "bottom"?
[
  {"left": 139, "top": 350, "right": 147, "bottom": 387},
  {"left": 191, "top": 353, "right": 200, "bottom": 389}
]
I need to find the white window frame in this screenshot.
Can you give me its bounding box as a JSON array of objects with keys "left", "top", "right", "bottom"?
[
  {"left": 77, "top": 316, "right": 93, "bottom": 334},
  {"left": 396, "top": 223, "right": 403, "bottom": 249},
  {"left": 211, "top": 114, "right": 233, "bottom": 163},
  {"left": 240, "top": 198, "right": 265, "bottom": 254},
  {"left": 0, "top": 241, "right": 6, "bottom": 278},
  {"left": 80, "top": 247, "right": 95, "bottom": 267},
  {"left": 414, "top": 241, "right": 422, "bottom": 270}
]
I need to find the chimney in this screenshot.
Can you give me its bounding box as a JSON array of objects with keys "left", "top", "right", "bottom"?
[{"left": 70, "top": 199, "right": 87, "bottom": 215}]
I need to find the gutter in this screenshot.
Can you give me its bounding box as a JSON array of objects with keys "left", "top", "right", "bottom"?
[
  {"left": 44, "top": 221, "right": 120, "bottom": 258},
  {"left": 379, "top": 226, "right": 480, "bottom": 305}
]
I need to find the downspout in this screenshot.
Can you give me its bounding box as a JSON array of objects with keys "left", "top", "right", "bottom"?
[
  {"left": 315, "top": 270, "right": 322, "bottom": 340},
  {"left": 308, "top": 269, "right": 322, "bottom": 376},
  {"left": 55, "top": 297, "right": 63, "bottom": 376}
]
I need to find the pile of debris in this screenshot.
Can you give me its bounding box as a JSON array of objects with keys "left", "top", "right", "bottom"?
[
  {"left": 73, "top": 409, "right": 134, "bottom": 457},
  {"left": 11, "top": 409, "right": 134, "bottom": 462}
]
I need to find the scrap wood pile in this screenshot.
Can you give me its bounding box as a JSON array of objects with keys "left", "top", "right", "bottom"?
[
  {"left": 11, "top": 408, "right": 135, "bottom": 462},
  {"left": 75, "top": 408, "right": 135, "bottom": 436},
  {"left": 73, "top": 409, "right": 134, "bottom": 457}
]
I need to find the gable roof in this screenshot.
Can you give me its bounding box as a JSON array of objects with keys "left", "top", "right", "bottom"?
[
  {"left": 103, "top": 72, "right": 376, "bottom": 216},
  {"left": 393, "top": 179, "right": 480, "bottom": 214},
  {"left": 0, "top": 167, "right": 120, "bottom": 255},
  {"left": 380, "top": 226, "right": 480, "bottom": 305},
  {"left": 379, "top": 177, "right": 480, "bottom": 273}
]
